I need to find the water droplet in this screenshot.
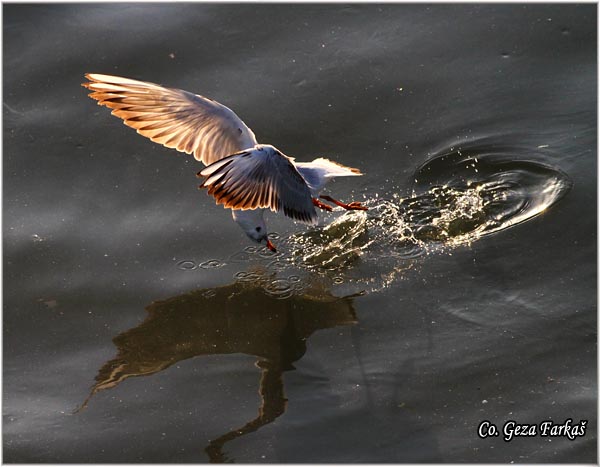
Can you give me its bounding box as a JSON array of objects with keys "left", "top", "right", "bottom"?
[
  {"left": 561, "top": 28, "right": 570, "bottom": 35},
  {"left": 333, "top": 277, "right": 344, "bottom": 284},
  {"left": 501, "top": 52, "right": 510, "bottom": 58}
]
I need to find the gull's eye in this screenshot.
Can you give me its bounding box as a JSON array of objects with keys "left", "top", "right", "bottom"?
[{"left": 255, "top": 227, "right": 262, "bottom": 232}]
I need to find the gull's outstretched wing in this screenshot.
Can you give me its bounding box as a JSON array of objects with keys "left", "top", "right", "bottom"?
[
  {"left": 198, "top": 146, "right": 317, "bottom": 224},
  {"left": 82, "top": 73, "right": 257, "bottom": 165}
]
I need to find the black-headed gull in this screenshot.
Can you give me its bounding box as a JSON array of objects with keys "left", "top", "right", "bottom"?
[{"left": 82, "top": 74, "right": 367, "bottom": 252}]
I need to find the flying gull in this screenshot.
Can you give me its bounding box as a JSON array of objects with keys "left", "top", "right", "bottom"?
[{"left": 82, "top": 73, "right": 367, "bottom": 252}]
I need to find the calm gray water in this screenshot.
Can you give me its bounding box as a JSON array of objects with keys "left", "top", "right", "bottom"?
[{"left": 3, "top": 3, "right": 596, "bottom": 463}]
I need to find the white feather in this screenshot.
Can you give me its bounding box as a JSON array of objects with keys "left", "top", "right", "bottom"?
[{"left": 295, "top": 158, "right": 362, "bottom": 194}]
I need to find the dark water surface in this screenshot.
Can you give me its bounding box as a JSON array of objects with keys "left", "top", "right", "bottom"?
[{"left": 3, "top": 3, "right": 596, "bottom": 463}]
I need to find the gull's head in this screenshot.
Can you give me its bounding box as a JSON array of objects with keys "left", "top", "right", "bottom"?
[
  {"left": 247, "top": 225, "right": 277, "bottom": 253},
  {"left": 231, "top": 209, "right": 277, "bottom": 252}
]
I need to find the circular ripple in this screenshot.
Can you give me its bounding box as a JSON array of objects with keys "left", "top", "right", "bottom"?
[
  {"left": 199, "top": 259, "right": 224, "bottom": 269},
  {"left": 176, "top": 260, "right": 197, "bottom": 270},
  {"left": 264, "top": 279, "right": 293, "bottom": 299},
  {"left": 202, "top": 289, "right": 217, "bottom": 299},
  {"left": 409, "top": 148, "right": 572, "bottom": 245},
  {"left": 234, "top": 271, "right": 262, "bottom": 283}
]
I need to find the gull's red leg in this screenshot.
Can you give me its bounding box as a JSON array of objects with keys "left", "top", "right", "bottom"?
[
  {"left": 319, "top": 195, "right": 368, "bottom": 211},
  {"left": 312, "top": 197, "right": 334, "bottom": 211}
]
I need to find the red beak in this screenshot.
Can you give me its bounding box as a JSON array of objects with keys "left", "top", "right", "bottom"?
[{"left": 266, "top": 239, "right": 277, "bottom": 253}]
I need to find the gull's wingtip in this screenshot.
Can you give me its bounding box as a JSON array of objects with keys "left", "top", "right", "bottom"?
[
  {"left": 82, "top": 73, "right": 144, "bottom": 87},
  {"left": 83, "top": 72, "right": 102, "bottom": 82},
  {"left": 84, "top": 72, "right": 112, "bottom": 80},
  {"left": 82, "top": 73, "right": 110, "bottom": 88},
  {"left": 81, "top": 72, "right": 94, "bottom": 88}
]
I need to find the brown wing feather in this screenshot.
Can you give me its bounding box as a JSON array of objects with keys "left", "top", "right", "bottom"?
[{"left": 198, "top": 146, "right": 318, "bottom": 224}]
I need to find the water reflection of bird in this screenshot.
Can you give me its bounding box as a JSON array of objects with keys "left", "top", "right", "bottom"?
[
  {"left": 77, "top": 277, "right": 359, "bottom": 462},
  {"left": 82, "top": 74, "right": 368, "bottom": 252}
]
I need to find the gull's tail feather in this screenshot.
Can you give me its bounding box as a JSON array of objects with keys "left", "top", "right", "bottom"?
[
  {"left": 308, "top": 158, "right": 363, "bottom": 176},
  {"left": 295, "top": 158, "right": 364, "bottom": 193}
]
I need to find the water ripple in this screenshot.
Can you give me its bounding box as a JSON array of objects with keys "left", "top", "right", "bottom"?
[
  {"left": 177, "top": 260, "right": 197, "bottom": 270},
  {"left": 181, "top": 145, "right": 571, "bottom": 295},
  {"left": 199, "top": 259, "right": 224, "bottom": 269},
  {"left": 409, "top": 148, "right": 572, "bottom": 245}
]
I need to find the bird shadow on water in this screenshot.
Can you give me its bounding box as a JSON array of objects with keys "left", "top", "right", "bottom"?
[{"left": 76, "top": 275, "right": 361, "bottom": 462}]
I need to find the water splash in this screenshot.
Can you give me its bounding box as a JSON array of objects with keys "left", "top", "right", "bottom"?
[
  {"left": 288, "top": 148, "right": 571, "bottom": 263},
  {"left": 413, "top": 149, "right": 571, "bottom": 242},
  {"left": 183, "top": 147, "right": 571, "bottom": 295}
]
